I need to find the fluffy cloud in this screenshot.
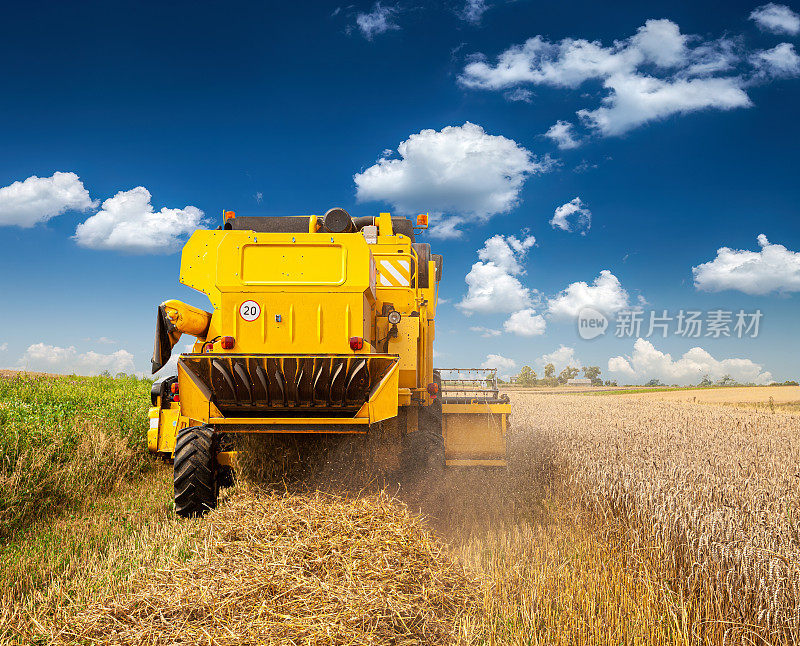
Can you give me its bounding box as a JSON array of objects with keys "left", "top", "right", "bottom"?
[
  {"left": 0, "top": 343, "right": 8, "bottom": 352},
  {"left": 354, "top": 123, "right": 553, "bottom": 238},
  {"left": 544, "top": 120, "right": 580, "bottom": 149},
  {"left": 503, "top": 308, "right": 546, "bottom": 336},
  {"left": 536, "top": 345, "right": 582, "bottom": 371},
  {"left": 460, "top": 0, "right": 490, "bottom": 23},
  {"left": 459, "top": 20, "right": 692, "bottom": 90},
  {"left": 751, "top": 43, "right": 800, "bottom": 78},
  {"left": 481, "top": 353, "right": 517, "bottom": 378},
  {"left": 578, "top": 74, "right": 751, "bottom": 137},
  {"left": 355, "top": 2, "right": 399, "bottom": 40},
  {"left": 458, "top": 234, "right": 537, "bottom": 313},
  {"left": 750, "top": 3, "right": 800, "bottom": 35},
  {"left": 15, "top": 343, "right": 135, "bottom": 376},
  {"left": 692, "top": 234, "right": 800, "bottom": 295},
  {"left": 0, "top": 172, "right": 96, "bottom": 227},
  {"left": 74, "top": 187, "right": 205, "bottom": 254},
  {"left": 547, "top": 270, "right": 629, "bottom": 320},
  {"left": 550, "top": 197, "right": 591, "bottom": 234},
  {"left": 458, "top": 16, "right": 795, "bottom": 137},
  {"left": 470, "top": 326, "right": 502, "bottom": 337},
  {"left": 608, "top": 338, "right": 773, "bottom": 385}
]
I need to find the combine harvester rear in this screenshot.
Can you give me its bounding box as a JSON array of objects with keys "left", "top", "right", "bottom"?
[{"left": 147, "top": 208, "right": 512, "bottom": 516}]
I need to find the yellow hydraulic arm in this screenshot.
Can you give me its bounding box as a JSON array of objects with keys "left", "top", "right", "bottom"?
[{"left": 151, "top": 299, "right": 211, "bottom": 373}]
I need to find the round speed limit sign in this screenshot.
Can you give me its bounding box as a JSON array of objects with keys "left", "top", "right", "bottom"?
[{"left": 239, "top": 300, "right": 261, "bottom": 321}]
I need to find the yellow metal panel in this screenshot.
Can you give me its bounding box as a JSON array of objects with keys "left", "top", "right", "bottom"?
[
  {"left": 177, "top": 360, "right": 212, "bottom": 422},
  {"left": 446, "top": 459, "right": 507, "bottom": 467},
  {"left": 378, "top": 212, "right": 393, "bottom": 236},
  {"left": 147, "top": 407, "right": 160, "bottom": 452},
  {"left": 209, "top": 417, "right": 371, "bottom": 425},
  {"left": 388, "top": 316, "right": 420, "bottom": 389},
  {"left": 156, "top": 405, "right": 181, "bottom": 454},
  {"left": 442, "top": 402, "right": 510, "bottom": 464},
  {"left": 360, "top": 360, "right": 399, "bottom": 423},
  {"left": 241, "top": 243, "right": 345, "bottom": 285},
  {"left": 215, "top": 232, "right": 371, "bottom": 292},
  {"left": 220, "top": 293, "right": 367, "bottom": 354},
  {"left": 442, "top": 403, "right": 511, "bottom": 414},
  {"left": 180, "top": 230, "right": 223, "bottom": 307}
]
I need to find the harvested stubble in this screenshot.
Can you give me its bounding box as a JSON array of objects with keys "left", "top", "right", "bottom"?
[{"left": 55, "top": 486, "right": 477, "bottom": 645}]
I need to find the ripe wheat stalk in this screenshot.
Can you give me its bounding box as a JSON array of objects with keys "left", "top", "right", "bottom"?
[{"left": 510, "top": 394, "right": 800, "bottom": 641}]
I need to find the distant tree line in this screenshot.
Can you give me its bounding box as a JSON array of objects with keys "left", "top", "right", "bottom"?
[
  {"left": 510, "top": 364, "right": 615, "bottom": 387},
  {"left": 505, "top": 368, "right": 798, "bottom": 389}
]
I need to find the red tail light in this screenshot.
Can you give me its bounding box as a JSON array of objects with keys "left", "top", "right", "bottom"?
[
  {"left": 172, "top": 394, "right": 180, "bottom": 402},
  {"left": 170, "top": 382, "right": 179, "bottom": 394},
  {"left": 221, "top": 336, "right": 235, "bottom": 350},
  {"left": 427, "top": 382, "right": 439, "bottom": 396},
  {"left": 349, "top": 336, "right": 364, "bottom": 351}
]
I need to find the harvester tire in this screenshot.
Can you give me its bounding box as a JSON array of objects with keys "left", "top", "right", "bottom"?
[
  {"left": 401, "top": 426, "right": 444, "bottom": 475},
  {"left": 400, "top": 374, "right": 444, "bottom": 475},
  {"left": 173, "top": 425, "right": 217, "bottom": 518}
]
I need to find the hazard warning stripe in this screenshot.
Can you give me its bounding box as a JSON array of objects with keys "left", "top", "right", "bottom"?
[{"left": 376, "top": 258, "right": 411, "bottom": 287}]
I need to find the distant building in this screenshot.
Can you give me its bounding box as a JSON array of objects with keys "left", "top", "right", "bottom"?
[{"left": 567, "top": 378, "right": 592, "bottom": 386}]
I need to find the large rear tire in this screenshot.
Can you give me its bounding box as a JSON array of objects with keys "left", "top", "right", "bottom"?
[{"left": 173, "top": 425, "right": 217, "bottom": 518}]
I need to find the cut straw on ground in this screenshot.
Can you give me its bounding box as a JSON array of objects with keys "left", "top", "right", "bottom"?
[{"left": 53, "top": 487, "right": 477, "bottom": 645}]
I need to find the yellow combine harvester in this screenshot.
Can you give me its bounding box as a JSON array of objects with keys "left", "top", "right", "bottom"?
[{"left": 148, "top": 208, "right": 511, "bottom": 517}]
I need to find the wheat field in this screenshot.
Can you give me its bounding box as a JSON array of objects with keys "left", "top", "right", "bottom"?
[
  {"left": 462, "top": 393, "right": 800, "bottom": 644},
  {"left": 4, "top": 379, "right": 800, "bottom": 644}
]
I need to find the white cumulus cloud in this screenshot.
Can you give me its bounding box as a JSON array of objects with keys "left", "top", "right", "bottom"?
[
  {"left": 15, "top": 343, "right": 136, "bottom": 376},
  {"left": 354, "top": 122, "right": 553, "bottom": 238},
  {"left": 481, "top": 353, "right": 517, "bottom": 379},
  {"left": 0, "top": 343, "right": 8, "bottom": 352},
  {"left": 607, "top": 338, "right": 773, "bottom": 385},
  {"left": 544, "top": 120, "right": 580, "bottom": 149},
  {"left": 578, "top": 73, "right": 751, "bottom": 137},
  {"left": 457, "top": 16, "right": 795, "bottom": 138},
  {"left": 459, "top": 19, "right": 692, "bottom": 90},
  {"left": 547, "top": 270, "right": 629, "bottom": 320},
  {"left": 750, "top": 3, "right": 800, "bottom": 35},
  {"left": 503, "top": 308, "right": 546, "bottom": 336},
  {"left": 550, "top": 196, "right": 591, "bottom": 234},
  {"left": 458, "top": 234, "right": 537, "bottom": 313},
  {"left": 0, "top": 172, "right": 96, "bottom": 227},
  {"left": 74, "top": 187, "right": 205, "bottom": 254},
  {"left": 751, "top": 43, "right": 800, "bottom": 78},
  {"left": 536, "top": 345, "right": 582, "bottom": 371},
  {"left": 692, "top": 234, "right": 800, "bottom": 295}
]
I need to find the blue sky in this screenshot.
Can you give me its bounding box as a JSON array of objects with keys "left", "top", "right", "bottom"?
[{"left": 1, "top": 0, "right": 798, "bottom": 384}]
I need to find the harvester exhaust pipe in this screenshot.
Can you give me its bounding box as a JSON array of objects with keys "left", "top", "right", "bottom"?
[{"left": 323, "top": 208, "right": 373, "bottom": 234}]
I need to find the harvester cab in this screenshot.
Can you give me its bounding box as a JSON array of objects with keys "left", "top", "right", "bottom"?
[{"left": 147, "top": 208, "right": 511, "bottom": 517}]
